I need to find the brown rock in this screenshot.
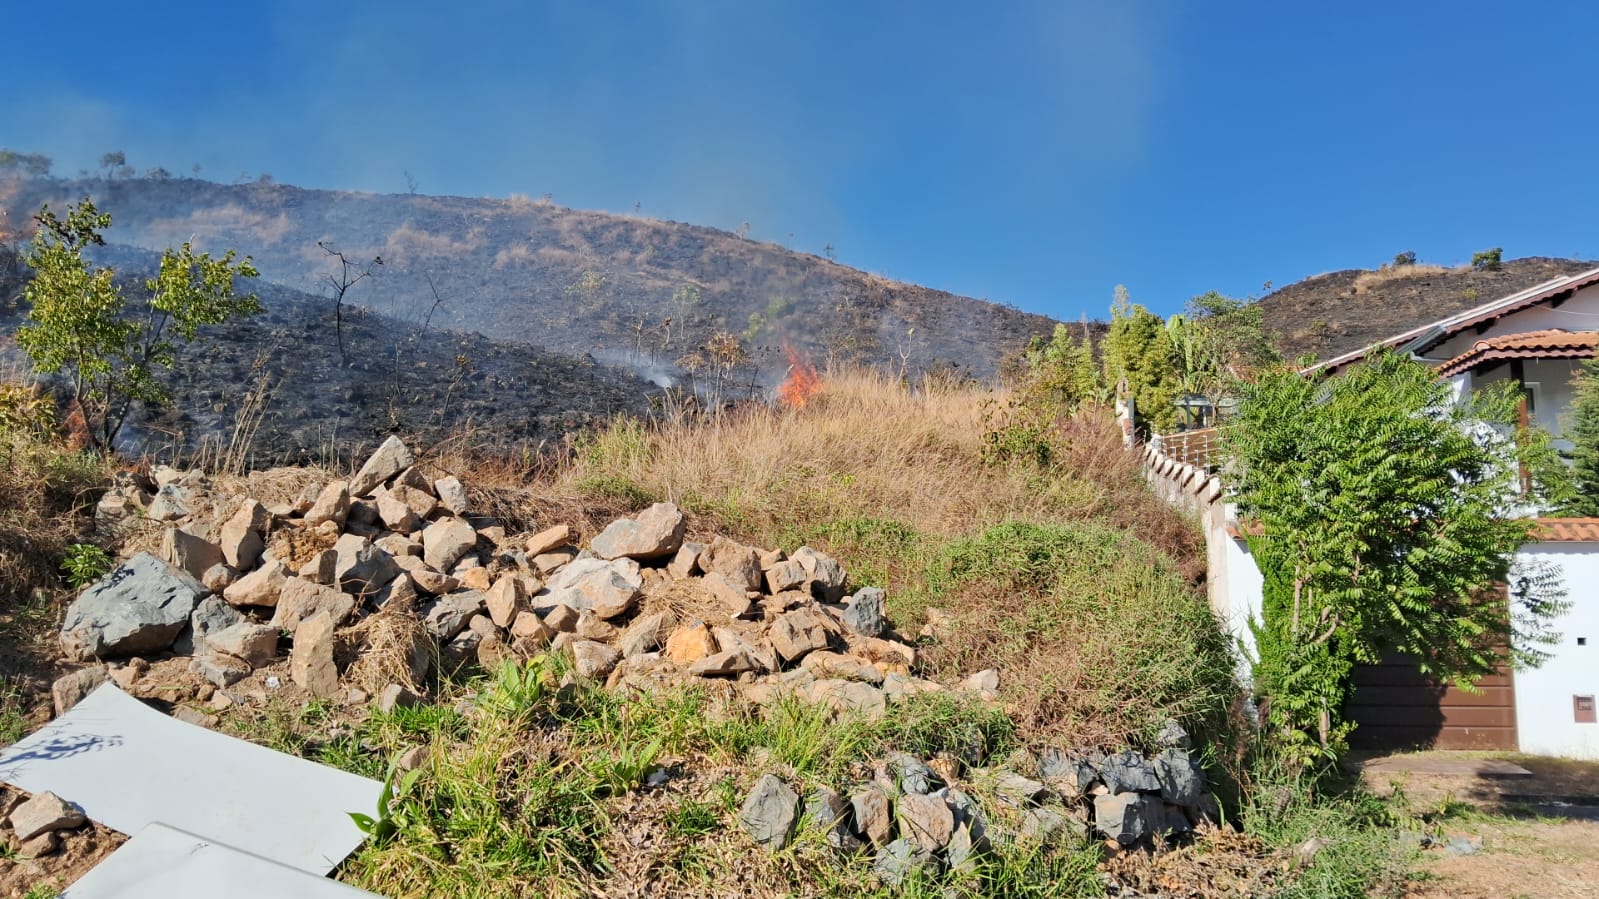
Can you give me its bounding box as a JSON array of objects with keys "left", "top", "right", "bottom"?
[
  {"left": 485, "top": 575, "right": 524, "bottom": 627},
  {"left": 701, "top": 572, "right": 754, "bottom": 618},
  {"left": 769, "top": 608, "right": 832, "bottom": 663},
  {"left": 422, "top": 517, "right": 479, "bottom": 573},
  {"left": 619, "top": 610, "right": 676, "bottom": 657},
  {"left": 510, "top": 611, "right": 554, "bottom": 643},
  {"left": 271, "top": 576, "right": 358, "bottom": 630},
  {"left": 378, "top": 683, "right": 420, "bottom": 713},
  {"left": 666, "top": 542, "right": 704, "bottom": 579},
  {"left": 163, "top": 526, "right": 224, "bottom": 580},
  {"left": 898, "top": 793, "right": 955, "bottom": 852},
  {"left": 541, "top": 557, "right": 642, "bottom": 619},
  {"left": 20, "top": 830, "right": 60, "bottom": 857},
  {"left": 374, "top": 487, "right": 422, "bottom": 534},
  {"left": 764, "top": 559, "right": 808, "bottom": 595},
  {"left": 200, "top": 563, "right": 239, "bottom": 593},
  {"left": 350, "top": 435, "right": 415, "bottom": 498},
  {"left": 665, "top": 621, "right": 717, "bottom": 665},
  {"left": 459, "top": 566, "right": 493, "bottom": 592},
  {"left": 544, "top": 603, "right": 580, "bottom": 633},
  {"left": 297, "top": 549, "right": 337, "bottom": 585},
  {"left": 571, "top": 640, "right": 622, "bottom": 679},
  {"left": 803, "top": 678, "right": 887, "bottom": 719},
  {"left": 304, "top": 480, "right": 351, "bottom": 528},
  {"left": 375, "top": 533, "right": 422, "bottom": 559},
  {"left": 222, "top": 558, "right": 288, "bottom": 608},
  {"left": 204, "top": 622, "right": 279, "bottom": 666},
  {"left": 759, "top": 548, "right": 787, "bottom": 570},
  {"left": 8, "top": 791, "right": 84, "bottom": 841},
  {"left": 850, "top": 786, "right": 893, "bottom": 846},
  {"left": 218, "top": 500, "right": 267, "bottom": 570},
  {"left": 702, "top": 536, "right": 763, "bottom": 592},
  {"left": 290, "top": 611, "right": 339, "bottom": 698},
  {"left": 532, "top": 549, "right": 576, "bottom": 575},
  {"left": 687, "top": 648, "right": 757, "bottom": 677},
  {"left": 52, "top": 666, "right": 108, "bottom": 716},
  {"left": 406, "top": 565, "right": 460, "bottom": 596},
  {"left": 575, "top": 610, "right": 618, "bottom": 641},
  {"left": 524, "top": 524, "right": 571, "bottom": 557},
  {"left": 392, "top": 483, "right": 438, "bottom": 521},
  {"left": 393, "top": 466, "right": 434, "bottom": 495},
  {"left": 801, "top": 651, "right": 885, "bottom": 684}
]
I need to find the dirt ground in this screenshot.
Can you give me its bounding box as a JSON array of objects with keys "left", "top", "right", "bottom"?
[{"left": 1352, "top": 751, "right": 1599, "bottom": 899}]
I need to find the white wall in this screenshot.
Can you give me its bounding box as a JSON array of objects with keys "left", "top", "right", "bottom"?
[
  {"left": 1431, "top": 282, "right": 1599, "bottom": 360},
  {"left": 1513, "top": 543, "right": 1599, "bottom": 759},
  {"left": 1220, "top": 531, "right": 1264, "bottom": 683}
]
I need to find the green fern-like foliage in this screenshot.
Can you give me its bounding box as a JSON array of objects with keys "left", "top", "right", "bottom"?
[
  {"left": 1565, "top": 356, "right": 1599, "bottom": 517},
  {"left": 1224, "top": 349, "right": 1563, "bottom": 756}
]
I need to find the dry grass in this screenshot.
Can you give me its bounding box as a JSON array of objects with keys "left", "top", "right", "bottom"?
[{"left": 1352, "top": 264, "right": 1457, "bottom": 294}]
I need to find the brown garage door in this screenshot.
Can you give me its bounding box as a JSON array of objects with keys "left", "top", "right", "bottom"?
[{"left": 1346, "top": 654, "right": 1517, "bottom": 751}]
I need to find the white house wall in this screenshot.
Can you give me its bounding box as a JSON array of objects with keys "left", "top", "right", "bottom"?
[
  {"left": 1513, "top": 543, "right": 1599, "bottom": 760},
  {"left": 1430, "top": 282, "right": 1599, "bottom": 360},
  {"left": 1472, "top": 358, "right": 1583, "bottom": 442}
]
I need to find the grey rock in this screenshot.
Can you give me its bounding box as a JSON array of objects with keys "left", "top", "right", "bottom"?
[
  {"left": 764, "top": 559, "right": 808, "bottom": 594},
  {"left": 1098, "top": 750, "right": 1161, "bottom": 794},
  {"left": 61, "top": 553, "right": 205, "bottom": 660},
  {"left": 290, "top": 611, "right": 339, "bottom": 698},
  {"left": 205, "top": 622, "right": 279, "bottom": 667},
  {"left": 986, "top": 769, "right": 1047, "bottom": 807},
  {"left": 1019, "top": 806, "right": 1082, "bottom": 844},
  {"left": 618, "top": 610, "right": 676, "bottom": 658},
  {"left": 146, "top": 484, "right": 192, "bottom": 521},
  {"left": 51, "top": 667, "right": 108, "bottom": 716},
  {"left": 378, "top": 683, "right": 420, "bottom": 713},
  {"left": 889, "top": 754, "right": 941, "bottom": 795},
  {"left": 1093, "top": 792, "right": 1159, "bottom": 846},
  {"left": 539, "top": 557, "right": 642, "bottom": 619},
  {"left": 217, "top": 500, "right": 267, "bottom": 571},
  {"left": 871, "top": 837, "right": 940, "bottom": 886},
  {"left": 841, "top": 586, "right": 886, "bottom": 637},
  {"left": 271, "top": 577, "right": 359, "bottom": 631},
  {"left": 433, "top": 475, "right": 470, "bottom": 514},
  {"left": 802, "top": 678, "right": 887, "bottom": 719},
  {"left": 590, "top": 503, "right": 685, "bottom": 561},
  {"left": 8, "top": 791, "right": 85, "bottom": 841},
  {"left": 687, "top": 648, "right": 758, "bottom": 677},
  {"left": 422, "top": 591, "right": 486, "bottom": 640},
  {"left": 803, "top": 788, "right": 860, "bottom": 850},
  {"left": 570, "top": 639, "right": 622, "bottom": 679},
  {"left": 1156, "top": 717, "right": 1192, "bottom": 750},
  {"left": 1155, "top": 749, "right": 1205, "bottom": 807},
  {"left": 334, "top": 534, "right": 401, "bottom": 600},
  {"left": 768, "top": 608, "right": 832, "bottom": 663},
  {"left": 175, "top": 595, "right": 245, "bottom": 655},
  {"left": 350, "top": 435, "right": 415, "bottom": 497},
  {"left": 701, "top": 536, "right": 763, "bottom": 592},
  {"left": 304, "top": 480, "right": 351, "bottom": 528},
  {"left": 739, "top": 774, "right": 800, "bottom": 850}
]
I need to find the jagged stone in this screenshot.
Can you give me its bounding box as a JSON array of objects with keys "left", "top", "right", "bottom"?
[
  {"left": 700, "top": 572, "right": 754, "bottom": 618},
  {"left": 591, "top": 503, "right": 685, "bottom": 561},
  {"left": 792, "top": 546, "right": 847, "bottom": 602},
  {"left": 1156, "top": 718, "right": 1192, "bottom": 750},
  {"left": 803, "top": 788, "right": 859, "bottom": 850},
  {"left": 524, "top": 524, "right": 572, "bottom": 558},
  {"left": 434, "top": 476, "right": 469, "bottom": 514},
  {"left": 378, "top": 683, "right": 420, "bottom": 713},
  {"left": 851, "top": 785, "right": 893, "bottom": 846},
  {"left": 218, "top": 500, "right": 268, "bottom": 570},
  {"left": 1099, "top": 751, "right": 1162, "bottom": 795},
  {"left": 570, "top": 639, "right": 622, "bottom": 679},
  {"left": 764, "top": 559, "right": 807, "bottom": 594},
  {"left": 665, "top": 622, "right": 717, "bottom": 665},
  {"left": 543, "top": 603, "right": 580, "bottom": 633},
  {"left": 574, "top": 610, "right": 617, "bottom": 641},
  {"left": 666, "top": 542, "right": 704, "bottom": 579},
  {"left": 803, "top": 678, "right": 887, "bottom": 718},
  {"left": 701, "top": 536, "right": 763, "bottom": 592},
  {"left": 960, "top": 668, "right": 1000, "bottom": 693},
  {"left": 457, "top": 566, "right": 493, "bottom": 592},
  {"left": 162, "top": 526, "right": 224, "bottom": 580},
  {"left": 1155, "top": 749, "right": 1205, "bottom": 806},
  {"left": 872, "top": 838, "right": 940, "bottom": 885},
  {"left": 290, "top": 611, "right": 339, "bottom": 698},
  {"left": 421, "top": 592, "right": 486, "bottom": 640},
  {"left": 1093, "top": 792, "right": 1159, "bottom": 846},
  {"left": 61, "top": 553, "right": 205, "bottom": 660},
  {"left": 298, "top": 549, "right": 338, "bottom": 585},
  {"left": 373, "top": 487, "right": 422, "bottom": 534},
  {"left": 769, "top": 607, "right": 832, "bottom": 663},
  {"left": 205, "top": 623, "right": 279, "bottom": 666},
  {"left": 889, "top": 754, "right": 941, "bottom": 795},
  {"left": 146, "top": 484, "right": 192, "bottom": 522},
  {"left": 619, "top": 611, "right": 675, "bottom": 657},
  {"left": 271, "top": 576, "right": 358, "bottom": 630},
  {"left": 175, "top": 595, "right": 245, "bottom": 655},
  {"left": 350, "top": 435, "right": 415, "bottom": 497},
  {"left": 510, "top": 611, "right": 554, "bottom": 643},
  {"left": 422, "top": 517, "right": 479, "bottom": 573},
  {"left": 304, "top": 480, "right": 351, "bottom": 528},
  {"left": 404, "top": 564, "right": 459, "bottom": 596},
  {"left": 8, "top": 792, "right": 85, "bottom": 841},
  {"left": 540, "top": 557, "right": 642, "bottom": 619},
  {"left": 485, "top": 575, "right": 524, "bottom": 628},
  {"left": 800, "top": 651, "right": 884, "bottom": 684},
  {"left": 841, "top": 586, "right": 886, "bottom": 637},
  {"left": 223, "top": 557, "right": 288, "bottom": 608},
  {"left": 740, "top": 774, "right": 800, "bottom": 850},
  {"left": 897, "top": 792, "right": 955, "bottom": 853},
  {"left": 532, "top": 549, "right": 575, "bottom": 575},
  {"left": 51, "top": 667, "right": 108, "bottom": 716},
  {"left": 334, "top": 534, "right": 401, "bottom": 599},
  {"left": 1019, "top": 806, "right": 1082, "bottom": 844},
  {"left": 191, "top": 652, "right": 252, "bottom": 687},
  {"left": 687, "top": 648, "right": 757, "bottom": 677},
  {"left": 200, "top": 563, "right": 239, "bottom": 593}
]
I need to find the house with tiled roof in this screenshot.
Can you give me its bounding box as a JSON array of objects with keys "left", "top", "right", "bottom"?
[{"left": 1147, "top": 267, "right": 1599, "bottom": 759}]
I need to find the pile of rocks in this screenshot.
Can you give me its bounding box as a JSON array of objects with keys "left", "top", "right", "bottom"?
[
  {"left": 740, "top": 728, "right": 1217, "bottom": 881},
  {"left": 62, "top": 436, "right": 954, "bottom": 713}
]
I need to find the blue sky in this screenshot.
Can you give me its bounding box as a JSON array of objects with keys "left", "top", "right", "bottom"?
[{"left": 5, "top": 1, "right": 1598, "bottom": 320}]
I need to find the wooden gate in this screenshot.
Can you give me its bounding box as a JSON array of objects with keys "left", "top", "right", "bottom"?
[{"left": 1346, "top": 655, "right": 1518, "bottom": 751}]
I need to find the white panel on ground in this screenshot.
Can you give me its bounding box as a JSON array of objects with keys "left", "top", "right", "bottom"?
[
  {"left": 61, "top": 823, "right": 383, "bottom": 898},
  {"left": 0, "top": 683, "right": 380, "bottom": 875}
]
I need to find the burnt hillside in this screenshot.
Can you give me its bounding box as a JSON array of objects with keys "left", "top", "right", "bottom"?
[{"left": 1258, "top": 257, "right": 1596, "bottom": 362}]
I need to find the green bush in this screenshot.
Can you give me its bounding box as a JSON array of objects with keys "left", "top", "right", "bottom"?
[{"left": 1471, "top": 247, "right": 1503, "bottom": 271}]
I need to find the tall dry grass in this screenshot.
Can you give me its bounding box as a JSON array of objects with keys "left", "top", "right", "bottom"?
[{"left": 1351, "top": 263, "right": 1456, "bottom": 293}]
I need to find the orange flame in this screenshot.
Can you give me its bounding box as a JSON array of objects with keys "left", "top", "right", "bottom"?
[{"left": 777, "top": 343, "right": 821, "bottom": 409}]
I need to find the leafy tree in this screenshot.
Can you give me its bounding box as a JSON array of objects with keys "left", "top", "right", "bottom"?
[
  {"left": 1167, "top": 291, "right": 1282, "bottom": 425},
  {"left": 1472, "top": 247, "right": 1503, "bottom": 271},
  {"left": 1223, "top": 350, "right": 1565, "bottom": 760},
  {"left": 1102, "top": 286, "right": 1179, "bottom": 435},
  {"left": 1565, "top": 355, "right": 1599, "bottom": 516},
  {"left": 99, "top": 151, "right": 127, "bottom": 178},
  {"left": 17, "top": 199, "right": 261, "bottom": 451},
  {"left": 0, "top": 149, "right": 52, "bottom": 178},
  {"left": 1392, "top": 250, "right": 1417, "bottom": 267}
]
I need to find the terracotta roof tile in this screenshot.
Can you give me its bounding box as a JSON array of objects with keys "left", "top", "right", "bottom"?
[
  {"left": 1533, "top": 517, "right": 1599, "bottom": 543},
  {"left": 1436, "top": 329, "right": 1599, "bottom": 376}
]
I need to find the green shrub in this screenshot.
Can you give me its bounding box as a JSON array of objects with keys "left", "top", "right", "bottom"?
[
  {"left": 60, "top": 543, "right": 112, "bottom": 589},
  {"left": 1471, "top": 247, "right": 1503, "bottom": 271}
]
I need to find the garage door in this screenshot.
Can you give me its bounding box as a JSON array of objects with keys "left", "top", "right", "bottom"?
[{"left": 1346, "top": 654, "right": 1518, "bottom": 751}]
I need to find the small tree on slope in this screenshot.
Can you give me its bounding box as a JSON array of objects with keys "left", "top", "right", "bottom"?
[{"left": 17, "top": 199, "right": 261, "bottom": 451}]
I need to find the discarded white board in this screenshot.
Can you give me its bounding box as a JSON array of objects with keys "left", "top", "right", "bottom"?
[
  {"left": 62, "top": 822, "right": 383, "bottom": 898},
  {"left": 0, "top": 683, "right": 380, "bottom": 875}
]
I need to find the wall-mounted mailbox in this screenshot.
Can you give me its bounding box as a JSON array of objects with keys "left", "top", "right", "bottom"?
[{"left": 1577, "top": 695, "right": 1598, "bottom": 724}]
